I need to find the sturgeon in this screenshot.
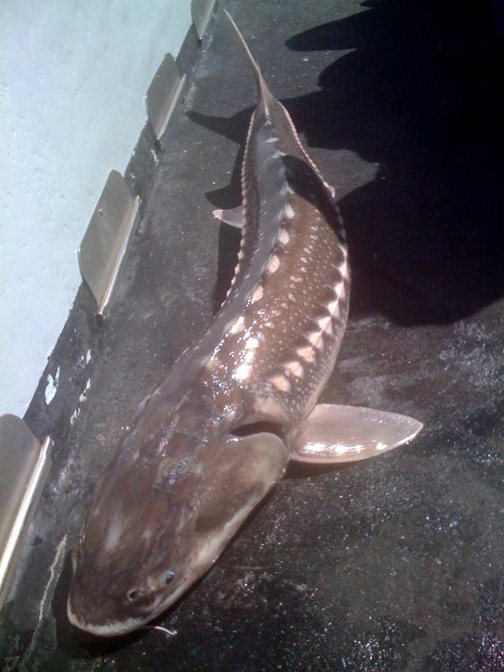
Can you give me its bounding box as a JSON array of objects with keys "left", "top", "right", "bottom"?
[{"left": 67, "top": 11, "right": 422, "bottom": 636}]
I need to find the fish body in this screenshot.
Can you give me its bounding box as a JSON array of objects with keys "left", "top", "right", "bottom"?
[{"left": 68, "top": 11, "right": 422, "bottom": 636}]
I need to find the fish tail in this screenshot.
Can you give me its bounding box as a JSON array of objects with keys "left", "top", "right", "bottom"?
[{"left": 223, "top": 9, "right": 274, "bottom": 118}]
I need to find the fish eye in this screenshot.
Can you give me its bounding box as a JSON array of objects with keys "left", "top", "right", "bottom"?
[{"left": 162, "top": 570, "right": 175, "bottom": 586}]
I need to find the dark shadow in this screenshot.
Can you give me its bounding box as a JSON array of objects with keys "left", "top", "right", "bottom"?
[
  {"left": 187, "top": 108, "right": 248, "bottom": 210},
  {"left": 190, "top": 0, "right": 504, "bottom": 326},
  {"left": 187, "top": 109, "right": 249, "bottom": 313},
  {"left": 213, "top": 222, "right": 242, "bottom": 313},
  {"left": 186, "top": 109, "right": 249, "bottom": 314},
  {"left": 285, "top": 459, "right": 356, "bottom": 480},
  {"left": 285, "top": 0, "right": 504, "bottom": 325}
]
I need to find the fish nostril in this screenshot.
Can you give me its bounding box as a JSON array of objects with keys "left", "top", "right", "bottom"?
[{"left": 126, "top": 587, "right": 143, "bottom": 602}]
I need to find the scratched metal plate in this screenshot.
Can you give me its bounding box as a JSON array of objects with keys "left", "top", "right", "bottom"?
[{"left": 2, "top": 1, "right": 504, "bottom": 670}]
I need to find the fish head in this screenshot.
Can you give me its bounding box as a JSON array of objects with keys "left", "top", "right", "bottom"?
[
  {"left": 67, "top": 426, "right": 288, "bottom": 636},
  {"left": 67, "top": 468, "right": 187, "bottom": 637}
]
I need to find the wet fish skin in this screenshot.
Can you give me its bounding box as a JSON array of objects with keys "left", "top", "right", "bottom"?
[{"left": 67, "top": 11, "right": 422, "bottom": 637}]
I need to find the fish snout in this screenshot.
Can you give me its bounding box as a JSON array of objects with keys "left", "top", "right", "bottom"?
[{"left": 67, "top": 566, "right": 176, "bottom": 636}]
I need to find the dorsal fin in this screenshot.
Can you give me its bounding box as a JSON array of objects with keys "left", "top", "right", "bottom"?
[{"left": 223, "top": 9, "right": 275, "bottom": 118}]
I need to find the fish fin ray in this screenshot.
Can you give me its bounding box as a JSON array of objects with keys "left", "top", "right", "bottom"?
[
  {"left": 213, "top": 205, "right": 244, "bottom": 228},
  {"left": 291, "top": 404, "right": 422, "bottom": 464}
]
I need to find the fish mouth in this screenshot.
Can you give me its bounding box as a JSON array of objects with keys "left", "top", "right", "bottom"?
[
  {"left": 66, "top": 579, "right": 190, "bottom": 636},
  {"left": 67, "top": 598, "right": 149, "bottom": 637}
]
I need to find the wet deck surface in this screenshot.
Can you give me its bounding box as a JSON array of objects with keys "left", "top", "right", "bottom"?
[{"left": 2, "top": 1, "right": 504, "bottom": 670}]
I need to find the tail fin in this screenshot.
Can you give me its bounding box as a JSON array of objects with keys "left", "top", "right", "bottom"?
[{"left": 223, "top": 9, "right": 275, "bottom": 118}]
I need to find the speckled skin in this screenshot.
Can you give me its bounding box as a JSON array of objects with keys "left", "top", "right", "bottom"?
[{"left": 67, "top": 14, "right": 348, "bottom": 636}]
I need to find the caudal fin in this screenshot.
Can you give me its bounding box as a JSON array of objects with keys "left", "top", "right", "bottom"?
[{"left": 223, "top": 9, "right": 275, "bottom": 117}]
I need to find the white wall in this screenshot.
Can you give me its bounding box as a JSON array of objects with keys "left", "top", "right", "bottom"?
[{"left": 0, "top": 1, "right": 192, "bottom": 417}]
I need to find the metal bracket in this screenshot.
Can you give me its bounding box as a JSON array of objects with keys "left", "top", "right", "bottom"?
[
  {"left": 146, "top": 53, "right": 186, "bottom": 142},
  {"left": 0, "top": 415, "right": 53, "bottom": 608},
  {"left": 78, "top": 170, "right": 141, "bottom": 317},
  {"left": 191, "top": 0, "right": 218, "bottom": 40}
]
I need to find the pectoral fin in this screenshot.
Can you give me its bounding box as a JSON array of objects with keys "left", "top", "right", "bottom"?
[
  {"left": 196, "top": 432, "right": 289, "bottom": 534},
  {"left": 291, "top": 404, "right": 422, "bottom": 464},
  {"left": 212, "top": 205, "right": 244, "bottom": 228}
]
